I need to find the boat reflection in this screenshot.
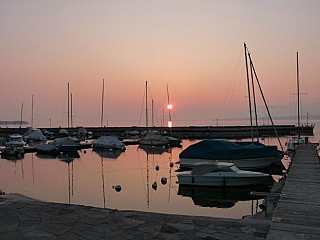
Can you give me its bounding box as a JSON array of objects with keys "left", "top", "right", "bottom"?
[
  {"left": 92, "top": 149, "right": 124, "bottom": 159},
  {"left": 58, "top": 152, "right": 79, "bottom": 203},
  {"left": 138, "top": 144, "right": 169, "bottom": 155},
  {"left": 177, "top": 185, "right": 271, "bottom": 209},
  {"left": 36, "top": 153, "right": 57, "bottom": 160}
]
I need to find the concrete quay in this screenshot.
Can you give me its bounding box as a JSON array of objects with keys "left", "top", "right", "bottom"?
[{"left": 0, "top": 193, "right": 270, "bottom": 240}]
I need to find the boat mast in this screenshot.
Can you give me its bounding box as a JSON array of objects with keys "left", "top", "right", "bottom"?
[
  {"left": 297, "top": 51, "right": 301, "bottom": 137},
  {"left": 67, "top": 82, "right": 70, "bottom": 130},
  {"left": 19, "top": 102, "right": 24, "bottom": 130},
  {"left": 166, "top": 83, "right": 172, "bottom": 135},
  {"left": 249, "top": 53, "right": 259, "bottom": 140},
  {"left": 70, "top": 93, "right": 73, "bottom": 128},
  {"left": 152, "top": 99, "right": 154, "bottom": 127},
  {"left": 244, "top": 43, "right": 254, "bottom": 142},
  {"left": 145, "top": 81, "right": 148, "bottom": 129},
  {"left": 31, "top": 95, "right": 34, "bottom": 128},
  {"left": 101, "top": 79, "right": 105, "bottom": 129}
]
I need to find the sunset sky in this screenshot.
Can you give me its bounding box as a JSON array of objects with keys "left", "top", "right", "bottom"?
[{"left": 1, "top": 1, "right": 320, "bottom": 127}]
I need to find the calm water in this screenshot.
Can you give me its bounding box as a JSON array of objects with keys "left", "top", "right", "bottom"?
[{"left": 1, "top": 127, "right": 319, "bottom": 219}]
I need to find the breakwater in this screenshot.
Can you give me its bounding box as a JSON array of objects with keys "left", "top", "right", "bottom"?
[{"left": 0, "top": 124, "right": 314, "bottom": 139}]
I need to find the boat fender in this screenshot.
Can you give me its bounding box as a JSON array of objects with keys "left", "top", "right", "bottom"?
[
  {"left": 170, "top": 162, "right": 174, "bottom": 168},
  {"left": 155, "top": 165, "right": 159, "bottom": 171}
]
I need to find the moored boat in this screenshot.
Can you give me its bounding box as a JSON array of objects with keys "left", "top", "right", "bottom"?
[
  {"left": 52, "top": 137, "right": 80, "bottom": 153},
  {"left": 177, "top": 162, "right": 274, "bottom": 187},
  {"left": 92, "top": 136, "right": 125, "bottom": 150},
  {"left": 35, "top": 143, "right": 59, "bottom": 156},
  {"left": 139, "top": 131, "right": 169, "bottom": 146},
  {"left": 179, "top": 139, "right": 282, "bottom": 170}
]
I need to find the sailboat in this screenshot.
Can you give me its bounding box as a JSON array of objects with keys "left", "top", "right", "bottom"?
[
  {"left": 92, "top": 79, "right": 125, "bottom": 150},
  {"left": 286, "top": 52, "right": 306, "bottom": 152},
  {"left": 139, "top": 81, "right": 169, "bottom": 147},
  {"left": 179, "top": 43, "right": 283, "bottom": 170}
]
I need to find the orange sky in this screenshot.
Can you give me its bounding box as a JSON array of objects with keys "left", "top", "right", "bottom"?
[{"left": 1, "top": 1, "right": 320, "bottom": 127}]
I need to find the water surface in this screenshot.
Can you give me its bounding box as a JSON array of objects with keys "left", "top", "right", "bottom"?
[{"left": 0, "top": 139, "right": 275, "bottom": 219}]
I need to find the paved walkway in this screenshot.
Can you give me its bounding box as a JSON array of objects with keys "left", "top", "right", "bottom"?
[
  {"left": 266, "top": 143, "right": 320, "bottom": 240},
  {"left": 0, "top": 193, "right": 270, "bottom": 239}
]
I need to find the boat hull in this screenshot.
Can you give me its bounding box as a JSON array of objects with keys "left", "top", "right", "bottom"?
[
  {"left": 179, "top": 156, "right": 280, "bottom": 170},
  {"left": 178, "top": 172, "right": 273, "bottom": 187}
]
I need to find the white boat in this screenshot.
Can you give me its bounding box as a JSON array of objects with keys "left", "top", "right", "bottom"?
[
  {"left": 92, "top": 136, "right": 126, "bottom": 150},
  {"left": 5, "top": 134, "right": 26, "bottom": 148},
  {"left": 24, "top": 128, "right": 46, "bottom": 142},
  {"left": 177, "top": 162, "right": 274, "bottom": 187},
  {"left": 139, "top": 131, "right": 169, "bottom": 146}
]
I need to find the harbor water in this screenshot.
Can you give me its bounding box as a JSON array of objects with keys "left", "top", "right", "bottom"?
[{"left": 1, "top": 122, "right": 319, "bottom": 219}]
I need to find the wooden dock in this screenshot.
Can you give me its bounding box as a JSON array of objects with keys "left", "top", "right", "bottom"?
[{"left": 266, "top": 144, "right": 320, "bottom": 239}]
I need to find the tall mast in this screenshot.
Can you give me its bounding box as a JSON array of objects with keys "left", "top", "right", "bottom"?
[
  {"left": 145, "top": 81, "right": 148, "bottom": 128},
  {"left": 101, "top": 79, "right": 105, "bottom": 128},
  {"left": 67, "top": 82, "right": 70, "bottom": 130},
  {"left": 166, "top": 84, "right": 172, "bottom": 123},
  {"left": 152, "top": 99, "right": 154, "bottom": 127},
  {"left": 249, "top": 53, "right": 259, "bottom": 140},
  {"left": 297, "top": 51, "right": 301, "bottom": 137},
  {"left": 19, "top": 102, "right": 24, "bottom": 130},
  {"left": 70, "top": 93, "right": 73, "bottom": 128},
  {"left": 244, "top": 43, "right": 254, "bottom": 142},
  {"left": 31, "top": 95, "right": 34, "bottom": 128}
]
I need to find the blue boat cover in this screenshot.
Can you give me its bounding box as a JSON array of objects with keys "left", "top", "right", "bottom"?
[{"left": 179, "top": 139, "right": 279, "bottom": 160}]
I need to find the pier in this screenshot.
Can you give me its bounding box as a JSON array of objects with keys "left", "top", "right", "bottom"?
[
  {"left": 266, "top": 143, "right": 320, "bottom": 239},
  {"left": 0, "top": 124, "right": 314, "bottom": 139}
]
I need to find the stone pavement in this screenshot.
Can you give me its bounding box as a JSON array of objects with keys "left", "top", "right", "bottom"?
[{"left": 0, "top": 193, "right": 270, "bottom": 239}]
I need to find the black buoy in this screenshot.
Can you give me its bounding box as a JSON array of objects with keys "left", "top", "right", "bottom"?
[
  {"left": 170, "top": 162, "right": 174, "bottom": 168},
  {"left": 83, "top": 150, "right": 86, "bottom": 154},
  {"left": 155, "top": 165, "right": 160, "bottom": 171},
  {"left": 113, "top": 185, "right": 122, "bottom": 192},
  {"left": 152, "top": 181, "right": 157, "bottom": 190},
  {"left": 161, "top": 177, "right": 167, "bottom": 185}
]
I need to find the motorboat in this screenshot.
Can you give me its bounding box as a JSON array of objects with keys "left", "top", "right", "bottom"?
[
  {"left": 139, "top": 131, "right": 169, "bottom": 146},
  {"left": 179, "top": 139, "right": 281, "bottom": 170},
  {"left": 58, "top": 129, "right": 69, "bottom": 138},
  {"left": 24, "top": 128, "right": 46, "bottom": 142},
  {"left": 177, "top": 162, "right": 274, "bottom": 187},
  {"left": 1, "top": 145, "right": 24, "bottom": 159},
  {"left": 161, "top": 135, "right": 182, "bottom": 147},
  {"left": 52, "top": 137, "right": 80, "bottom": 153},
  {"left": 35, "top": 143, "right": 59, "bottom": 156},
  {"left": 92, "top": 136, "right": 126, "bottom": 150},
  {"left": 5, "top": 134, "right": 26, "bottom": 148}
]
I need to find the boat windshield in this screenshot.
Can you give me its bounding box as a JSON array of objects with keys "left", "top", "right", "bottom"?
[{"left": 220, "top": 165, "right": 239, "bottom": 172}]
